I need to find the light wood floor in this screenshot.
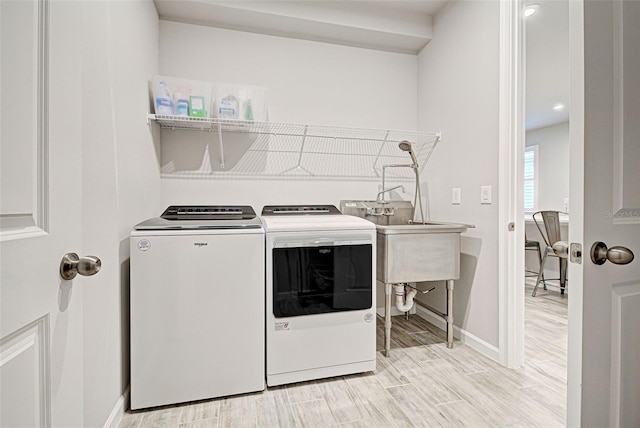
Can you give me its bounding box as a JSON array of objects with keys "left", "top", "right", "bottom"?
[{"left": 119, "top": 284, "right": 567, "bottom": 427}]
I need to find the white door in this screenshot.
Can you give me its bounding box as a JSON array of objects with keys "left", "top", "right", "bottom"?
[
  {"left": 1, "top": 1, "right": 88, "bottom": 426},
  {"left": 567, "top": 0, "right": 640, "bottom": 426}
]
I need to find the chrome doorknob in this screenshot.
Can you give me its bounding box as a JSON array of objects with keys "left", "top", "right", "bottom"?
[
  {"left": 590, "top": 242, "right": 635, "bottom": 265},
  {"left": 60, "top": 253, "right": 102, "bottom": 280}
]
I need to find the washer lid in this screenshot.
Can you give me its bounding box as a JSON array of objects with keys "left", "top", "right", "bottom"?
[
  {"left": 134, "top": 205, "right": 262, "bottom": 230},
  {"left": 261, "top": 205, "right": 341, "bottom": 216},
  {"left": 161, "top": 205, "right": 256, "bottom": 220},
  {"left": 260, "top": 213, "right": 375, "bottom": 232}
]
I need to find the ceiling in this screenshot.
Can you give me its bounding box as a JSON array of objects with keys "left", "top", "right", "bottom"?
[{"left": 154, "top": 0, "right": 569, "bottom": 131}]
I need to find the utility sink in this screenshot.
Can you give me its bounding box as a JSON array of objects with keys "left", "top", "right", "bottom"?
[
  {"left": 376, "top": 221, "right": 472, "bottom": 284},
  {"left": 340, "top": 200, "right": 473, "bottom": 284}
]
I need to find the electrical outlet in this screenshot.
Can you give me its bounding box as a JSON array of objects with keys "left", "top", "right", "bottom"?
[
  {"left": 452, "top": 188, "right": 461, "bottom": 205},
  {"left": 481, "top": 185, "right": 492, "bottom": 204}
]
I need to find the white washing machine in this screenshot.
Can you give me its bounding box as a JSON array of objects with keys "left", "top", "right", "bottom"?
[
  {"left": 261, "top": 205, "right": 377, "bottom": 386},
  {"left": 130, "top": 206, "right": 265, "bottom": 410}
]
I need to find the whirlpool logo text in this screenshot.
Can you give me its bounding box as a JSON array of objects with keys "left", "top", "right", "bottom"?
[{"left": 194, "top": 242, "right": 208, "bottom": 247}]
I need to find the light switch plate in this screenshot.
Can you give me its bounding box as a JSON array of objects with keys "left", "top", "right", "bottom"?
[
  {"left": 481, "top": 185, "right": 492, "bottom": 204},
  {"left": 452, "top": 188, "right": 461, "bottom": 204}
]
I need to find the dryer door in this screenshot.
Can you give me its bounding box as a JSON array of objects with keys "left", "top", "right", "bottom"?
[{"left": 272, "top": 242, "right": 372, "bottom": 318}]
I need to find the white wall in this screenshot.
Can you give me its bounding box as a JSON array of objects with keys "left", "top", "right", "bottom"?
[
  {"left": 158, "top": 21, "right": 418, "bottom": 208},
  {"left": 81, "top": 1, "right": 160, "bottom": 426},
  {"left": 416, "top": 0, "right": 501, "bottom": 348},
  {"left": 526, "top": 121, "right": 570, "bottom": 212}
]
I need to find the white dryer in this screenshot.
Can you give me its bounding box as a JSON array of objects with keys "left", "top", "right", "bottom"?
[
  {"left": 261, "top": 205, "right": 377, "bottom": 386},
  {"left": 130, "top": 206, "right": 265, "bottom": 410}
]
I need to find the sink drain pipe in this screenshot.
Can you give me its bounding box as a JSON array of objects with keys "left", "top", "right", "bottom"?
[
  {"left": 394, "top": 284, "right": 417, "bottom": 312},
  {"left": 384, "top": 282, "right": 437, "bottom": 356}
]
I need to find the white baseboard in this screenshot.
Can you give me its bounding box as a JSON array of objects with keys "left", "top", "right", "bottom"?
[
  {"left": 414, "top": 305, "right": 500, "bottom": 362},
  {"left": 104, "top": 386, "right": 129, "bottom": 428}
]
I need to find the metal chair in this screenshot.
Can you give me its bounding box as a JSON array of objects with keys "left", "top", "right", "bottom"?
[
  {"left": 531, "top": 211, "right": 568, "bottom": 297},
  {"left": 525, "top": 233, "right": 546, "bottom": 289}
]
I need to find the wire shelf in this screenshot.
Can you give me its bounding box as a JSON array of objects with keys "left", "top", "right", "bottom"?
[{"left": 149, "top": 114, "right": 441, "bottom": 181}]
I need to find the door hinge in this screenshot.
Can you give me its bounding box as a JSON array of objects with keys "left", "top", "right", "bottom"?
[{"left": 570, "top": 243, "right": 582, "bottom": 264}]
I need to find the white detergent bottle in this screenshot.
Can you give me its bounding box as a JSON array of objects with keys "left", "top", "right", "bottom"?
[
  {"left": 174, "top": 88, "right": 189, "bottom": 116},
  {"left": 155, "top": 81, "right": 173, "bottom": 115}
]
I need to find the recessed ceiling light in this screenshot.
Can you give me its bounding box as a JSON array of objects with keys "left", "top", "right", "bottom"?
[
  {"left": 524, "top": 4, "right": 540, "bottom": 17},
  {"left": 553, "top": 103, "right": 565, "bottom": 111}
]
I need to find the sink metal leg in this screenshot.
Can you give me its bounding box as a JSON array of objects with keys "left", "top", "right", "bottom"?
[
  {"left": 384, "top": 280, "right": 454, "bottom": 353},
  {"left": 384, "top": 282, "right": 392, "bottom": 357},
  {"left": 446, "top": 279, "right": 454, "bottom": 348}
]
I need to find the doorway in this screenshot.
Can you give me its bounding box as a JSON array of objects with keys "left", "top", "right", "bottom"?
[{"left": 522, "top": 0, "right": 571, "bottom": 419}]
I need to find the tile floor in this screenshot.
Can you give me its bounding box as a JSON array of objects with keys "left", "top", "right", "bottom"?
[{"left": 119, "top": 284, "right": 567, "bottom": 427}]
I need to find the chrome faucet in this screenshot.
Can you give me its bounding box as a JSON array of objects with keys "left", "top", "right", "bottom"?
[
  {"left": 376, "top": 184, "right": 405, "bottom": 204},
  {"left": 378, "top": 163, "right": 414, "bottom": 204}
]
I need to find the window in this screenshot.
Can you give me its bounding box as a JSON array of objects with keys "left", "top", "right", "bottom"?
[{"left": 524, "top": 145, "right": 538, "bottom": 212}]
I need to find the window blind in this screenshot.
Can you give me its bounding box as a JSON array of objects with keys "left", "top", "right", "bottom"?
[{"left": 524, "top": 146, "right": 538, "bottom": 211}]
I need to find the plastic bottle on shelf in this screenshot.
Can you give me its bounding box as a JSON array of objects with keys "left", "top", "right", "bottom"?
[
  {"left": 243, "top": 98, "right": 254, "bottom": 121},
  {"left": 174, "top": 88, "right": 189, "bottom": 116},
  {"left": 155, "top": 81, "right": 173, "bottom": 116},
  {"left": 218, "top": 95, "right": 238, "bottom": 119}
]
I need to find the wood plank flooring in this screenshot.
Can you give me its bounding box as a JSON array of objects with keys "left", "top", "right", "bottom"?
[{"left": 119, "top": 284, "right": 567, "bottom": 427}]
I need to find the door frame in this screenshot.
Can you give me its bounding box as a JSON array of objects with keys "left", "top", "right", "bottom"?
[
  {"left": 565, "top": 1, "right": 584, "bottom": 425},
  {"left": 498, "top": 0, "right": 525, "bottom": 370}
]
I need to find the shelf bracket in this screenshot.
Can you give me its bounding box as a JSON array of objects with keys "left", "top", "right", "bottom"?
[
  {"left": 296, "top": 125, "right": 308, "bottom": 170},
  {"left": 372, "top": 130, "right": 390, "bottom": 176},
  {"left": 217, "top": 123, "right": 225, "bottom": 169}
]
